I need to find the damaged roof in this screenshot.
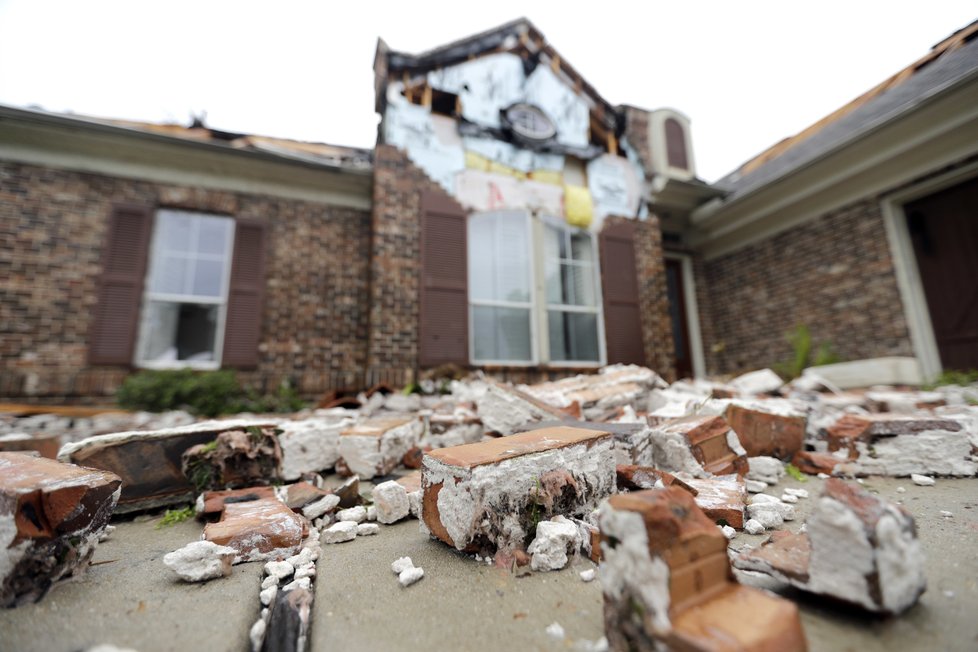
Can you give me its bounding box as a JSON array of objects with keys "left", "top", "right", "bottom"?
[
  {"left": 0, "top": 104, "right": 373, "bottom": 173},
  {"left": 374, "top": 17, "right": 620, "bottom": 130},
  {"left": 716, "top": 20, "right": 978, "bottom": 200}
]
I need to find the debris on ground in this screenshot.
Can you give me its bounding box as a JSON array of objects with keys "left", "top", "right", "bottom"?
[
  {"left": 421, "top": 425, "right": 615, "bottom": 553},
  {"left": 203, "top": 496, "right": 306, "bottom": 562},
  {"left": 734, "top": 477, "right": 926, "bottom": 614},
  {"left": 598, "top": 486, "right": 806, "bottom": 650},
  {"left": 1, "top": 452, "right": 121, "bottom": 606},
  {"left": 163, "top": 540, "right": 236, "bottom": 582},
  {"left": 338, "top": 417, "right": 423, "bottom": 479}
]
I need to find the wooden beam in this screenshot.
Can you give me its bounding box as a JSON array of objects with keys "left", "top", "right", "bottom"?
[{"left": 422, "top": 84, "right": 432, "bottom": 108}]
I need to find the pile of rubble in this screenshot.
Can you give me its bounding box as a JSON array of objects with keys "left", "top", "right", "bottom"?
[{"left": 3, "top": 363, "right": 977, "bottom": 650}]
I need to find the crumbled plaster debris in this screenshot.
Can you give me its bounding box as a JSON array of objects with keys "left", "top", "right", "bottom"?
[
  {"left": 721, "top": 525, "right": 737, "bottom": 539},
  {"left": 911, "top": 474, "right": 935, "bottom": 487},
  {"left": 261, "top": 575, "right": 278, "bottom": 590},
  {"left": 323, "top": 521, "right": 358, "bottom": 544},
  {"left": 336, "top": 506, "right": 367, "bottom": 523},
  {"left": 373, "top": 480, "right": 410, "bottom": 524},
  {"left": 734, "top": 478, "right": 926, "bottom": 614},
  {"left": 264, "top": 560, "right": 294, "bottom": 581},
  {"left": 545, "top": 622, "right": 566, "bottom": 640},
  {"left": 528, "top": 516, "right": 581, "bottom": 571},
  {"left": 940, "top": 510, "right": 953, "bottom": 518},
  {"left": 398, "top": 566, "right": 425, "bottom": 587},
  {"left": 783, "top": 488, "right": 808, "bottom": 499},
  {"left": 366, "top": 506, "right": 377, "bottom": 521},
  {"left": 745, "top": 479, "right": 768, "bottom": 493},
  {"left": 249, "top": 619, "right": 266, "bottom": 652},
  {"left": 282, "top": 576, "right": 312, "bottom": 592},
  {"left": 338, "top": 417, "right": 424, "bottom": 479},
  {"left": 780, "top": 493, "right": 798, "bottom": 504},
  {"left": 302, "top": 494, "right": 340, "bottom": 520},
  {"left": 747, "top": 456, "right": 785, "bottom": 485},
  {"left": 357, "top": 523, "right": 380, "bottom": 536},
  {"left": 391, "top": 557, "right": 415, "bottom": 574},
  {"left": 294, "top": 563, "right": 316, "bottom": 581},
  {"left": 580, "top": 568, "right": 596, "bottom": 582},
  {"left": 476, "top": 381, "right": 568, "bottom": 435},
  {"left": 422, "top": 426, "right": 615, "bottom": 552},
  {"left": 260, "top": 585, "right": 277, "bottom": 606},
  {"left": 729, "top": 369, "right": 784, "bottom": 396},
  {"left": 277, "top": 417, "right": 350, "bottom": 480},
  {"left": 744, "top": 519, "right": 766, "bottom": 535},
  {"left": 896, "top": 486, "right": 906, "bottom": 493},
  {"left": 163, "top": 541, "right": 236, "bottom": 583}
]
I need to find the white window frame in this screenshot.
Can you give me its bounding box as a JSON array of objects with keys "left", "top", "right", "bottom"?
[
  {"left": 468, "top": 210, "right": 606, "bottom": 367},
  {"left": 135, "top": 209, "right": 236, "bottom": 370}
]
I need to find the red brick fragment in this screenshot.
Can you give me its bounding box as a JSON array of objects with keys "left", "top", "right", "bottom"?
[
  {"left": 725, "top": 401, "right": 806, "bottom": 459},
  {"left": 203, "top": 497, "right": 306, "bottom": 563}
]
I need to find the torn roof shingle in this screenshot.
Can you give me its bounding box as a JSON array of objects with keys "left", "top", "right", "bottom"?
[{"left": 717, "top": 20, "right": 978, "bottom": 199}]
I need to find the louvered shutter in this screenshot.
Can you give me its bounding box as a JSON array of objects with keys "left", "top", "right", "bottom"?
[
  {"left": 221, "top": 220, "right": 267, "bottom": 369},
  {"left": 88, "top": 204, "right": 154, "bottom": 365},
  {"left": 419, "top": 189, "right": 469, "bottom": 366},
  {"left": 600, "top": 220, "right": 646, "bottom": 365}
]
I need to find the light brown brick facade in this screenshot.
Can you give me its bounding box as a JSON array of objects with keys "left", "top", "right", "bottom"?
[{"left": 0, "top": 161, "right": 372, "bottom": 401}]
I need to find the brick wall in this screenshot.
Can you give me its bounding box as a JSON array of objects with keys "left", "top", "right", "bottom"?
[
  {"left": 699, "top": 198, "right": 913, "bottom": 375},
  {"left": 603, "top": 214, "right": 675, "bottom": 380},
  {"left": 0, "top": 161, "right": 371, "bottom": 401}
]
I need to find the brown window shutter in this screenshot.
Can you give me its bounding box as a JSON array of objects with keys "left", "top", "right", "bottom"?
[
  {"left": 665, "top": 118, "right": 689, "bottom": 170},
  {"left": 88, "top": 204, "right": 154, "bottom": 365},
  {"left": 599, "top": 220, "right": 646, "bottom": 365},
  {"left": 419, "top": 189, "right": 468, "bottom": 367},
  {"left": 222, "top": 219, "right": 267, "bottom": 369}
]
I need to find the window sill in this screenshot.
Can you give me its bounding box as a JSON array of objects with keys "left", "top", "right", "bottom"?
[
  {"left": 474, "top": 362, "right": 604, "bottom": 373},
  {"left": 136, "top": 360, "right": 221, "bottom": 371}
]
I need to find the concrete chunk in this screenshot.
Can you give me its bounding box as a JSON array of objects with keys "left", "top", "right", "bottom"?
[
  {"left": 163, "top": 540, "right": 236, "bottom": 582},
  {"left": 1, "top": 453, "right": 121, "bottom": 607},
  {"left": 734, "top": 478, "right": 926, "bottom": 614},
  {"left": 421, "top": 426, "right": 616, "bottom": 553},
  {"left": 338, "top": 417, "right": 423, "bottom": 479},
  {"left": 598, "top": 487, "right": 806, "bottom": 651},
  {"left": 277, "top": 417, "right": 351, "bottom": 480},
  {"left": 373, "top": 480, "right": 410, "bottom": 524},
  {"left": 476, "top": 381, "right": 571, "bottom": 435}
]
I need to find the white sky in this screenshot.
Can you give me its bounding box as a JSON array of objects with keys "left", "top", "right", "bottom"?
[{"left": 0, "top": 1, "right": 975, "bottom": 182}]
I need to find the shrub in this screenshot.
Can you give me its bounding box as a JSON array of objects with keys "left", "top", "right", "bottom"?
[
  {"left": 775, "top": 324, "right": 841, "bottom": 380},
  {"left": 116, "top": 369, "right": 305, "bottom": 416}
]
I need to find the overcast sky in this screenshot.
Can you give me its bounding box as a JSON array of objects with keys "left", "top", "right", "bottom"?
[{"left": 1, "top": 1, "right": 975, "bottom": 181}]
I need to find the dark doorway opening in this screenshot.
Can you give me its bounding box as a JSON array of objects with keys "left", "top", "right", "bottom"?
[
  {"left": 665, "top": 258, "right": 694, "bottom": 379},
  {"left": 904, "top": 176, "right": 978, "bottom": 371}
]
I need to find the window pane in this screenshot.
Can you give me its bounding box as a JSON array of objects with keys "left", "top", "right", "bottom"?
[
  {"left": 468, "top": 212, "right": 530, "bottom": 302},
  {"left": 159, "top": 212, "right": 193, "bottom": 252},
  {"left": 192, "top": 259, "right": 225, "bottom": 297},
  {"left": 472, "top": 305, "right": 531, "bottom": 362},
  {"left": 570, "top": 232, "right": 594, "bottom": 263},
  {"left": 562, "top": 263, "right": 596, "bottom": 306},
  {"left": 151, "top": 255, "right": 190, "bottom": 295},
  {"left": 138, "top": 301, "right": 218, "bottom": 362},
  {"left": 548, "top": 310, "right": 599, "bottom": 362},
  {"left": 197, "top": 216, "right": 233, "bottom": 255}
]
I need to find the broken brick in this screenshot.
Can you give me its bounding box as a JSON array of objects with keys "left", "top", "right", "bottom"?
[
  {"left": 203, "top": 497, "right": 306, "bottom": 563},
  {"left": 734, "top": 478, "right": 926, "bottom": 614},
  {"left": 791, "top": 450, "right": 842, "bottom": 476},
  {"left": 181, "top": 425, "right": 282, "bottom": 493},
  {"left": 0, "top": 432, "right": 61, "bottom": 459},
  {"left": 598, "top": 486, "right": 806, "bottom": 652},
  {"left": 338, "top": 417, "right": 423, "bottom": 479},
  {"left": 650, "top": 415, "right": 749, "bottom": 477},
  {"left": 615, "top": 465, "right": 697, "bottom": 495},
  {"left": 1, "top": 452, "right": 121, "bottom": 607},
  {"left": 724, "top": 399, "right": 806, "bottom": 459},
  {"left": 426, "top": 412, "right": 484, "bottom": 448},
  {"left": 197, "top": 486, "right": 278, "bottom": 520},
  {"left": 421, "top": 426, "right": 615, "bottom": 553},
  {"left": 58, "top": 420, "right": 278, "bottom": 513},
  {"left": 682, "top": 473, "right": 748, "bottom": 529},
  {"left": 277, "top": 417, "right": 351, "bottom": 481},
  {"left": 827, "top": 414, "right": 975, "bottom": 477}
]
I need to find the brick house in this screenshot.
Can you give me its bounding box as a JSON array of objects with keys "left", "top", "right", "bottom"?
[
  {"left": 685, "top": 20, "right": 978, "bottom": 379},
  {"left": 1, "top": 18, "right": 976, "bottom": 403}
]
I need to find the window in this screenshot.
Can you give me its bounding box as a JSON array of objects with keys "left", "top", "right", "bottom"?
[
  {"left": 468, "top": 211, "right": 604, "bottom": 365},
  {"left": 135, "top": 210, "right": 235, "bottom": 368}
]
